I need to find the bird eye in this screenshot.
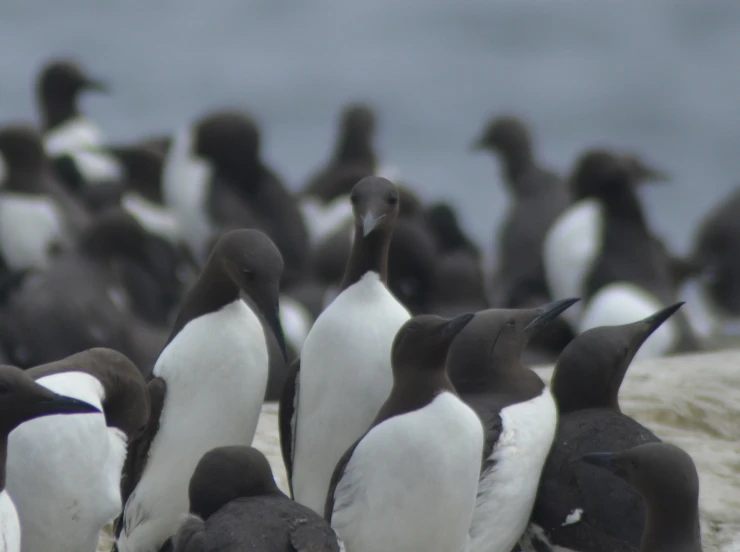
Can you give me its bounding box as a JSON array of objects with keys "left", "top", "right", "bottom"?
[
  {"left": 242, "top": 270, "right": 256, "bottom": 282},
  {"left": 387, "top": 194, "right": 398, "bottom": 205}
]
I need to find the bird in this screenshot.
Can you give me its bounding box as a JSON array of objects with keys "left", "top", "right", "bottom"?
[
  {"left": 5, "top": 348, "right": 149, "bottom": 552},
  {"left": 325, "top": 313, "right": 483, "bottom": 552},
  {"left": 302, "top": 103, "right": 378, "bottom": 202},
  {"left": 279, "top": 176, "right": 410, "bottom": 515},
  {"left": 0, "top": 207, "right": 176, "bottom": 373},
  {"left": 523, "top": 302, "right": 688, "bottom": 552},
  {"left": 543, "top": 148, "right": 697, "bottom": 357},
  {"left": 0, "top": 123, "right": 90, "bottom": 275},
  {"left": 423, "top": 201, "right": 481, "bottom": 259},
  {"left": 0, "top": 364, "right": 100, "bottom": 552},
  {"left": 162, "top": 110, "right": 309, "bottom": 287},
  {"left": 163, "top": 446, "right": 342, "bottom": 552},
  {"left": 115, "top": 229, "right": 286, "bottom": 552},
  {"left": 579, "top": 442, "right": 702, "bottom": 552},
  {"left": 36, "top": 58, "right": 121, "bottom": 192},
  {"left": 471, "top": 115, "right": 570, "bottom": 310},
  {"left": 446, "top": 298, "right": 579, "bottom": 552}
]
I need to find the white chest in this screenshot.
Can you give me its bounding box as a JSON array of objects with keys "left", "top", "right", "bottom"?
[
  {"left": 122, "top": 193, "right": 181, "bottom": 243},
  {"left": 291, "top": 273, "right": 410, "bottom": 514},
  {"left": 44, "top": 117, "right": 121, "bottom": 183},
  {"left": 331, "top": 392, "right": 484, "bottom": 552},
  {"left": 6, "top": 372, "right": 124, "bottom": 552},
  {"left": 0, "top": 194, "right": 66, "bottom": 271},
  {"left": 0, "top": 491, "right": 21, "bottom": 552},
  {"left": 119, "top": 300, "right": 269, "bottom": 552},
  {"left": 469, "top": 390, "right": 558, "bottom": 552},
  {"left": 543, "top": 199, "right": 603, "bottom": 327}
]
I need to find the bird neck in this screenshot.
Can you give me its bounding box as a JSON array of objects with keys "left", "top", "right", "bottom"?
[
  {"left": 40, "top": 97, "right": 80, "bottom": 131},
  {"left": 340, "top": 226, "right": 390, "bottom": 291},
  {"left": 641, "top": 504, "right": 700, "bottom": 552}
]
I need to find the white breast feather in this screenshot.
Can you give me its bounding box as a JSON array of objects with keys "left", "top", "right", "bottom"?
[
  {"left": 43, "top": 117, "right": 121, "bottom": 183},
  {"left": 579, "top": 283, "right": 678, "bottom": 359},
  {"left": 0, "top": 194, "right": 67, "bottom": 271},
  {"left": 291, "top": 272, "right": 410, "bottom": 515},
  {"left": 161, "top": 126, "right": 213, "bottom": 264},
  {"left": 0, "top": 491, "right": 21, "bottom": 552},
  {"left": 330, "top": 392, "right": 484, "bottom": 552},
  {"left": 543, "top": 199, "right": 603, "bottom": 327},
  {"left": 468, "top": 390, "right": 558, "bottom": 552},
  {"left": 122, "top": 192, "right": 182, "bottom": 243},
  {"left": 6, "top": 371, "right": 126, "bottom": 552},
  {"left": 116, "top": 299, "right": 269, "bottom": 552}
]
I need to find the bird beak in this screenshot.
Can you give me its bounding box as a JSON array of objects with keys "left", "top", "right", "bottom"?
[
  {"left": 265, "top": 303, "right": 289, "bottom": 362},
  {"left": 32, "top": 393, "right": 101, "bottom": 416},
  {"left": 629, "top": 302, "right": 684, "bottom": 347},
  {"left": 469, "top": 137, "right": 486, "bottom": 152},
  {"left": 84, "top": 78, "right": 110, "bottom": 94},
  {"left": 362, "top": 212, "right": 386, "bottom": 238},
  {"left": 523, "top": 298, "right": 581, "bottom": 332},
  {"left": 442, "top": 312, "right": 475, "bottom": 339},
  {"left": 628, "top": 157, "right": 671, "bottom": 183}
]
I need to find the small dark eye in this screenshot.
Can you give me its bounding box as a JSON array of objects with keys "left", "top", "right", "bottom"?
[
  {"left": 387, "top": 194, "right": 398, "bottom": 205},
  {"left": 506, "top": 320, "right": 515, "bottom": 327},
  {"left": 243, "top": 270, "right": 256, "bottom": 282}
]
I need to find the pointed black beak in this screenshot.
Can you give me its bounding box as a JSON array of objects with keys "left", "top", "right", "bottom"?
[
  {"left": 442, "top": 312, "right": 475, "bottom": 340},
  {"left": 627, "top": 156, "right": 671, "bottom": 184},
  {"left": 578, "top": 452, "right": 623, "bottom": 476},
  {"left": 361, "top": 212, "right": 386, "bottom": 237},
  {"left": 265, "top": 304, "right": 289, "bottom": 362},
  {"left": 524, "top": 298, "right": 581, "bottom": 332},
  {"left": 84, "top": 77, "right": 110, "bottom": 94},
  {"left": 630, "top": 301, "right": 684, "bottom": 346},
  {"left": 33, "top": 393, "right": 100, "bottom": 416}
]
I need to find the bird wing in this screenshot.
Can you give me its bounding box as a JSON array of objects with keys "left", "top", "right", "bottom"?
[
  {"left": 278, "top": 358, "right": 300, "bottom": 494},
  {"left": 116, "top": 376, "right": 167, "bottom": 537}
]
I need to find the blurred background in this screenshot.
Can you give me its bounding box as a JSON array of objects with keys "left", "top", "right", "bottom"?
[{"left": 2, "top": 0, "right": 739, "bottom": 263}]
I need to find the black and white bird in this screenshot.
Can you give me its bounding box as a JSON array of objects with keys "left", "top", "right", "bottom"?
[
  {"left": 0, "top": 364, "right": 100, "bottom": 552},
  {"left": 5, "top": 348, "right": 149, "bottom": 552},
  {"left": 446, "top": 298, "right": 579, "bottom": 552},
  {"left": 36, "top": 59, "right": 121, "bottom": 192},
  {"left": 279, "top": 176, "right": 410, "bottom": 515},
  {"left": 325, "top": 313, "right": 484, "bottom": 552},
  {"left": 523, "top": 303, "right": 688, "bottom": 552},
  {"left": 115, "top": 229, "right": 287, "bottom": 552}
]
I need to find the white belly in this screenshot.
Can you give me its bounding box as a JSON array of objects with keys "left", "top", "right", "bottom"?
[
  {"left": 291, "top": 272, "right": 410, "bottom": 514},
  {"left": 0, "top": 194, "right": 67, "bottom": 271},
  {"left": 579, "top": 283, "right": 678, "bottom": 359},
  {"left": 0, "top": 491, "right": 21, "bottom": 552},
  {"left": 543, "top": 199, "right": 603, "bottom": 327},
  {"left": 6, "top": 372, "right": 124, "bottom": 552},
  {"left": 117, "top": 300, "right": 269, "bottom": 552},
  {"left": 44, "top": 117, "right": 121, "bottom": 183},
  {"left": 122, "top": 193, "right": 182, "bottom": 243},
  {"left": 469, "top": 390, "right": 558, "bottom": 552},
  {"left": 331, "top": 392, "right": 484, "bottom": 552}
]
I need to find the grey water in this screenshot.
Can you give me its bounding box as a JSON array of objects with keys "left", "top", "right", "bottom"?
[{"left": 2, "top": 0, "right": 740, "bottom": 263}]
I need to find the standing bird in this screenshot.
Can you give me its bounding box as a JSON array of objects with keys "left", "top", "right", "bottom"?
[
  {"left": 36, "top": 58, "right": 121, "bottom": 192},
  {"left": 5, "top": 348, "right": 149, "bottom": 552},
  {"left": 523, "top": 303, "right": 686, "bottom": 552},
  {"left": 471, "top": 115, "right": 570, "bottom": 310},
  {"left": 302, "top": 103, "right": 378, "bottom": 201},
  {"left": 115, "top": 229, "right": 287, "bottom": 552},
  {"left": 0, "top": 365, "right": 100, "bottom": 552},
  {"left": 325, "top": 313, "right": 483, "bottom": 552},
  {"left": 446, "top": 298, "right": 579, "bottom": 552},
  {"left": 279, "top": 176, "right": 410, "bottom": 514},
  {"left": 165, "top": 446, "right": 342, "bottom": 552},
  {"left": 543, "top": 149, "right": 696, "bottom": 357},
  {"left": 162, "top": 110, "right": 309, "bottom": 286},
  {"left": 0, "top": 124, "right": 90, "bottom": 274},
  {"left": 579, "top": 443, "right": 702, "bottom": 552}
]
